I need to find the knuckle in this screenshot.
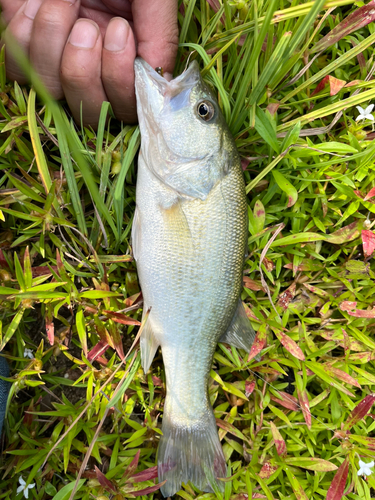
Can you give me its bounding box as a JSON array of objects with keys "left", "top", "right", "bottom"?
[
  {"left": 61, "top": 64, "right": 93, "bottom": 92},
  {"left": 35, "top": 9, "right": 59, "bottom": 29},
  {"left": 34, "top": 2, "right": 69, "bottom": 32}
]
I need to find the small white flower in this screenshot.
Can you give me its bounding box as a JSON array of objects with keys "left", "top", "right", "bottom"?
[
  {"left": 23, "top": 348, "right": 33, "bottom": 359},
  {"left": 16, "top": 477, "right": 35, "bottom": 499},
  {"left": 356, "top": 104, "right": 375, "bottom": 121},
  {"left": 357, "top": 459, "right": 374, "bottom": 477}
]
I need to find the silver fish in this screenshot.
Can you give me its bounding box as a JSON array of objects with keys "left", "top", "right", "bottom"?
[{"left": 133, "top": 58, "right": 255, "bottom": 497}]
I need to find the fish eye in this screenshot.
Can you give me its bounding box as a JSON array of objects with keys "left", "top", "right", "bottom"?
[{"left": 196, "top": 100, "right": 215, "bottom": 122}]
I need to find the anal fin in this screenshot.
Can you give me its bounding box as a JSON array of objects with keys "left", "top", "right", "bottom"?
[
  {"left": 219, "top": 299, "right": 256, "bottom": 351},
  {"left": 140, "top": 311, "right": 159, "bottom": 373}
]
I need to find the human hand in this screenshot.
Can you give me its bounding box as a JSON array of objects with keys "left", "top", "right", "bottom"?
[{"left": 0, "top": 0, "right": 178, "bottom": 127}]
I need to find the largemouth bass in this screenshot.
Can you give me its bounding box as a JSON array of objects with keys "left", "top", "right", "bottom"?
[{"left": 133, "top": 58, "right": 255, "bottom": 497}]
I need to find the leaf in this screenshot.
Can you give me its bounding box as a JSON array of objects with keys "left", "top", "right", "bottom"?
[
  {"left": 305, "top": 361, "right": 355, "bottom": 397},
  {"left": 243, "top": 277, "right": 264, "bottom": 292},
  {"left": 27, "top": 89, "right": 52, "bottom": 195},
  {"left": 216, "top": 419, "right": 250, "bottom": 444},
  {"left": 5, "top": 173, "right": 45, "bottom": 203},
  {"left": 270, "top": 421, "right": 286, "bottom": 457},
  {"left": 278, "top": 283, "right": 296, "bottom": 310},
  {"left": 253, "top": 200, "right": 266, "bottom": 234},
  {"left": 54, "top": 107, "right": 88, "bottom": 236},
  {"left": 339, "top": 301, "right": 357, "bottom": 311},
  {"left": 326, "top": 457, "right": 349, "bottom": 500},
  {"left": 254, "top": 473, "right": 276, "bottom": 500},
  {"left": 45, "top": 304, "right": 54, "bottom": 345},
  {"left": 127, "top": 481, "right": 167, "bottom": 497},
  {"left": 326, "top": 221, "right": 363, "bottom": 244},
  {"left": 268, "top": 404, "right": 292, "bottom": 427},
  {"left": 258, "top": 462, "right": 278, "bottom": 479},
  {"left": 272, "top": 328, "right": 305, "bottom": 360},
  {"left": 311, "top": 0, "right": 375, "bottom": 53},
  {"left": 284, "top": 468, "right": 309, "bottom": 500},
  {"left": 248, "top": 31, "right": 292, "bottom": 107},
  {"left": 94, "top": 466, "right": 117, "bottom": 493},
  {"left": 0, "top": 309, "right": 24, "bottom": 351},
  {"left": 255, "top": 108, "right": 280, "bottom": 154},
  {"left": 285, "top": 457, "right": 337, "bottom": 472},
  {"left": 272, "top": 170, "right": 298, "bottom": 207},
  {"left": 128, "top": 465, "right": 159, "bottom": 483},
  {"left": 245, "top": 380, "right": 256, "bottom": 397},
  {"left": 348, "top": 308, "right": 375, "bottom": 318},
  {"left": 95, "top": 254, "right": 133, "bottom": 263},
  {"left": 50, "top": 479, "right": 86, "bottom": 500},
  {"left": 107, "top": 352, "right": 141, "bottom": 408},
  {"left": 364, "top": 187, "right": 375, "bottom": 201},
  {"left": 297, "top": 388, "right": 311, "bottom": 429},
  {"left": 310, "top": 76, "right": 346, "bottom": 97},
  {"left": 362, "top": 230, "right": 375, "bottom": 259},
  {"left": 344, "top": 394, "right": 375, "bottom": 430},
  {"left": 76, "top": 308, "right": 87, "bottom": 356},
  {"left": 323, "top": 364, "right": 361, "bottom": 389},
  {"left": 0, "top": 287, "right": 18, "bottom": 295},
  {"left": 270, "top": 392, "right": 300, "bottom": 411},
  {"left": 123, "top": 450, "right": 141, "bottom": 481},
  {"left": 210, "top": 370, "right": 248, "bottom": 399},
  {"left": 78, "top": 291, "right": 121, "bottom": 299},
  {"left": 270, "top": 232, "right": 326, "bottom": 247},
  {"left": 2, "top": 116, "right": 28, "bottom": 132},
  {"left": 350, "top": 434, "right": 375, "bottom": 449},
  {"left": 247, "top": 324, "right": 267, "bottom": 361},
  {"left": 102, "top": 310, "right": 141, "bottom": 326},
  {"left": 281, "top": 121, "right": 301, "bottom": 152},
  {"left": 87, "top": 340, "right": 110, "bottom": 363}
]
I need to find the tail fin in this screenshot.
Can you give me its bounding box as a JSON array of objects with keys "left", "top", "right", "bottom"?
[{"left": 158, "top": 410, "right": 226, "bottom": 497}]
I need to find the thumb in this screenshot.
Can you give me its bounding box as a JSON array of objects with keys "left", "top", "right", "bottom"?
[{"left": 130, "top": 0, "right": 178, "bottom": 79}]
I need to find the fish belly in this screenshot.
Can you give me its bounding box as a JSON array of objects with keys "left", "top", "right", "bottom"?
[{"left": 134, "top": 152, "right": 247, "bottom": 495}]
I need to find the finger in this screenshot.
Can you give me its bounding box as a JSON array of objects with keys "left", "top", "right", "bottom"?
[
  {"left": 100, "top": 0, "right": 132, "bottom": 17},
  {"left": 0, "top": 0, "right": 25, "bottom": 24},
  {"left": 2, "top": 0, "right": 44, "bottom": 83},
  {"left": 61, "top": 19, "right": 108, "bottom": 128},
  {"left": 130, "top": 0, "right": 178, "bottom": 80},
  {"left": 30, "top": 0, "right": 80, "bottom": 99},
  {"left": 102, "top": 17, "right": 137, "bottom": 122}
]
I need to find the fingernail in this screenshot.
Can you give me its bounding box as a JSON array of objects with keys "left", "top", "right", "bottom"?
[
  {"left": 69, "top": 20, "right": 99, "bottom": 49},
  {"left": 104, "top": 18, "right": 129, "bottom": 52},
  {"left": 24, "top": 0, "right": 44, "bottom": 20}
]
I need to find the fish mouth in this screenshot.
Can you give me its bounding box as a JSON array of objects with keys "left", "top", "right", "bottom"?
[
  {"left": 134, "top": 58, "right": 210, "bottom": 164},
  {"left": 134, "top": 58, "right": 169, "bottom": 108},
  {"left": 134, "top": 57, "right": 201, "bottom": 103}
]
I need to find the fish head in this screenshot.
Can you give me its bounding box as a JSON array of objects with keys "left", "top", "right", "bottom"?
[{"left": 134, "top": 58, "right": 237, "bottom": 200}]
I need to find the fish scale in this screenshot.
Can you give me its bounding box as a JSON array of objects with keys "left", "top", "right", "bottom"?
[{"left": 133, "top": 58, "right": 255, "bottom": 496}]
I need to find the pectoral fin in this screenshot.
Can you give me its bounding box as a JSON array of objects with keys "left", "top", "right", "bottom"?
[
  {"left": 140, "top": 311, "right": 159, "bottom": 373},
  {"left": 219, "top": 300, "right": 256, "bottom": 351}
]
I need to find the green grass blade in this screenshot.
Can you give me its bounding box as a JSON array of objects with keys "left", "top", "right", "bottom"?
[{"left": 282, "top": 30, "right": 375, "bottom": 102}]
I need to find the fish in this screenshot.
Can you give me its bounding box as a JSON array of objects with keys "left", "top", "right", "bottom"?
[{"left": 133, "top": 57, "right": 256, "bottom": 497}]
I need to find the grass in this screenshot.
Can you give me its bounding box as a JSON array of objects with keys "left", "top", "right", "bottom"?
[{"left": 1, "top": 0, "right": 375, "bottom": 499}]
